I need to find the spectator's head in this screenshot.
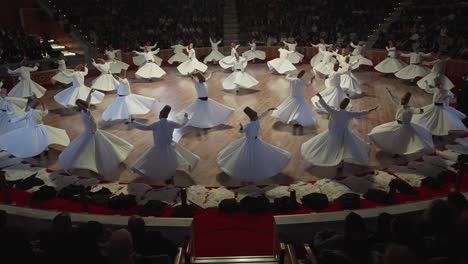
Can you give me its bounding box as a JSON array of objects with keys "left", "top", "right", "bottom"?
[
  {"left": 159, "top": 105, "right": 172, "bottom": 119},
  {"left": 447, "top": 191, "right": 467, "bottom": 216},
  {"left": 383, "top": 244, "right": 421, "bottom": 264},
  {"left": 86, "top": 220, "right": 104, "bottom": 240},
  {"left": 52, "top": 212, "right": 72, "bottom": 235},
  {"left": 401, "top": 92, "right": 412, "bottom": 105},
  {"left": 127, "top": 215, "right": 145, "bottom": 237},
  {"left": 391, "top": 215, "right": 418, "bottom": 246},
  {"left": 108, "top": 229, "right": 134, "bottom": 264},
  {"left": 423, "top": 199, "right": 455, "bottom": 233},
  {"left": 376, "top": 213, "right": 393, "bottom": 238},
  {"left": 344, "top": 212, "right": 367, "bottom": 240}
]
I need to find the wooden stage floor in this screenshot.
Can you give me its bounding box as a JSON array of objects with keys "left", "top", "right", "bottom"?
[{"left": 38, "top": 64, "right": 444, "bottom": 187}]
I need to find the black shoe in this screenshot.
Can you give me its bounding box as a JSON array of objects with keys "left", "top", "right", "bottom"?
[{"left": 164, "top": 178, "right": 174, "bottom": 185}]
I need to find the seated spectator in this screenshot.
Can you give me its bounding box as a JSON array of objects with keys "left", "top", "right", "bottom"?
[{"left": 108, "top": 228, "right": 135, "bottom": 264}]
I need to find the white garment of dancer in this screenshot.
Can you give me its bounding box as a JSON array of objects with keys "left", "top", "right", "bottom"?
[
  {"left": 0, "top": 108, "right": 70, "bottom": 158},
  {"left": 272, "top": 74, "right": 317, "bottom": 127},
  {"left": 311, "top": 69, "right": 350, "bottom": 112},
  {"left": 177, "top": 48, "right": 208, "bottom": 75},
  {"left": 283, "top": 41, "right": 304, "bottom": 64},
  {"left": 340, "top": 59, "right": 363, "bottom": 94},
  {"left": 102, "top": 78, "right": 156, "bottom": 121},
  {"left": 219, "top": 44, "right": 240, "bottom": 69},
  {"left": 416, "top": 58, "right": 454, "bottom": 93},
  {"left": 134, "top": 50, "right": 167, "bottom": 79},
  {"left": 412, "top": 88, "right": 467, "bottom": 136},
  {"left": 179, "top": 74, "right": 234, "bottom": 128},
  {"left": 203, "top": 38, "right": 224, "bottom": 64},
  {"left": 222, "top": 58, "right": 258, "bottom": 91},
  {"left": 168, "top": 44, "right": 190, "bottom": 64},
  {"left": 105, "top": 49, "right": 130, "bottom": 74},
  {"left": 132, "top": 115, "right": 200, "bottom": 181},
  {"left": 59, "top": 110, "right": 134, "bottom": 178},
  {"left": 395, "top": 52, "right": 432, "bottom": 80},
  {"left": 374, "top": 46, "right": 407, "bottom": 73},
  {"left": 368, "top": 97, "right": 434, "bottom": 155},
  {"left": 301, "top": 97, "right": 370, "bottom": 166},
  {"left": 217, "top": 111, "right": 291, "bottom": 181},
  {"left": 91, "top": 61, "right": 119, "bottom": 91},
  {"left": 51, "top": 59, "right": 73, "bottom": 84},
  {"left": 267, "top": 48, "right": 296, "bottom": 74},
  {"left": 242, "top": 42, "right": 266, "bottom": 61},
  {"left": 54, "top": 67, "right": 105, "bottom": 108},
  {"left": 310, "top": 43, "right": 333, "bottom": 67},
  {"left": 138, "top": 43, "right": 163, "bottom": 65},
  {"left": 8, "top": 65, "right": 46, "bottom": 98},
  {"left": 313, "top": 50, "right": 336, "bottom": 76},
  {"left": 0, "top": 91, "right": 28, "bottom": 135},
  {"left": 349, "top": 42, "right": 373, "bottom": 69}
]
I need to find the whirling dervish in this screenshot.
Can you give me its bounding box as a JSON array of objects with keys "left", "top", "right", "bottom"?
[
  {"left": 368, "top": 89, "right": 434, "bottom": 156},
  {"left": 59, "top": 92, "right": 134, "bottom": 179},
  {"left": 0, "top": 86, "right": 28, "bottom": 136},
  {"left": 105, "top": 45, "right": 130, "bottom": 74},
  {"left": 312, "top": 46, "right": 337, "bottom": 77},
  {"left": 222, "top": 53, "right": 258, "bottom": 93},
  {"left": 7, "top": 60, "right": 46, "bottom": 98},
  {"left": 310, "top": 38, "right": 333, "bottom": 67},
  {"left": 374, "top": 40, "right": 407, "bottom": 75},
  {"left": 349, "top": 41, "right": 373, "bottom": 69},
  {"left": 267, "top": 47, "right": 296, "bottom": 74},
  {"left": 283, "top": 39, "right": 304, "bottom": 64},
  {"left": 91, "top": 58, "right": 119, "bottom": 92},
  {"left": 271, "top": 70, "right": 317, "bottom": 127},
  {"left": 301, "top": 93, "right": 377, "bottom": 168},
  {"left": 177, "top": 43, "right": 208, "bottom": 75},
  {"left": 412, "top": 79, "right": 467, "bottom": 136},
  {"left": 416, "top": 54, "right": 454, "bottom": 93},
  {"left": 138, "top": 41, "right": 163, "bottom": 65},
  {"left": 311, "top": 63, "right": 350, "bottom": 112},
  {"left": 178, "top": 72, "right": 234, "bottom": 128},
  {"left": 203, "top": 37, "right": 224, "bottom": 64},
  {"left": 102, "top": 74, "right": 156, "bottom": 122},
  {"left": 219, "top": 42, "right": 240, "bottom": 69},
  {"left": 395, "top": 47, "right": 432, "bottom": 82},
  {"left": 339, "top": 56, "right": 363, "bottom": 95},
  {"left": 132, "top": 105, "right": 200, "bottom": 183},
  {"left": 242, "top": 39, "right": 266, "bottom": 62},
  {"left": 133, "top": 47, "right": 167, "bottom": 80},
  {"left": 168, "top": 41, "right": 190, "bottom": 65},
  {"left": 217, "top": 107, "right": 291, "bottom": 182},
  {"left": 0, "top": 97, "right": 70, "bottom": 158},
  {"left": 51, "top": 53, "right": 73, "bottom": 85},
  {"left": 54, "top": 64, "right": 105, "bottom": 108}
]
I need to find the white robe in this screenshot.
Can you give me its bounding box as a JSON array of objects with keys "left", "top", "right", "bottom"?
[
  {"left": 313, "top": 50, "right": 336, "bottom": 76},
  {"left": 8, "top": 66, "right": 47, "bottom": 98},
  {"left": 311, "top": 69, "right": 350, "bottom": 112},
  {"left": 340, "top": 60, "right": 362, "bottom": 94},
  {"left": 138, "top": 43, "right": 163, "bottom": 65},
  {"left": 395, "top": 52, "right": 432, "bottom": 80},
  {"left": 284, "top": 42, "right": 304, "bottom": 64},
  {"left": 51, "top": 59, "right": 73, "bottom": 84},
  {"left": 0, "top": 97, "right": 28, "bottom": 135},
  {"left": 267, "top": 48, "right": 296, "bottom": 74},
  {"left": 59, "top": 110, "right": 134, "bottom": 178},
  {"left": 272, "top": 75, "right": 317, "bottom": 127},
  {"left": 416, "top": 59, "right": 455, "bottom": 93},
  {"left": 242, "top": 42, "right": 266, "bottom": 61},
  {"left": 222, "top": 59, "right": 258, "bottom": 91},
  {"left": 134, "top": 50, "right": 167, "bottom": 79},
  {"left": 217, "top": 111, "right": 291, "bottom": 181},
  {"left": 349, "top": 42, "right": 373, "bottom": 69},
  {"left": 177, "top": 48, "right": 208, "bottom": 75},
  {"left": 412, "top": 89, "right": 467, "bottom": 136},
  {"left": 310, "top": 43, "right": 332, "bottom": 67},
  {"left": 219, "top": 45, "right": 240, "bottom": 69},
  {"left": 102, "top": 78, "right": 156, "bottom": 121},
  {"left": 203, "top": 39, "right": 224, "bottom": 63},
  {"left": 132, "top": 117, "right": 200, "bottom": 181},
  {"left": 91, "top": 62, "right": 119, "bottom": 91},
  {"left": 301, "top": 97, "right": 369, "bottom": 166},
  {"left": 0, "top": 109, "right": 70, "bottom": 158},
  {"left": 105, "top": 49, "right": 130, "bottom": 74},
  {"left": 374, "top": 46, "right": 407, "bottom": 73},
  {"left": 54, "top": 68, "right": 105, "bottom": 107},
  {"left": 168, "top": 44, "right": 190, "bottom": 64}
]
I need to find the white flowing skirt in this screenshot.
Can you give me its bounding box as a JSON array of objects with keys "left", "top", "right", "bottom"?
[
  {"left": 0, "top": 112, "right": 26, "bottom": 135},
  {"left": 416, "top": 73, "right": 455, "bottom": 93},
  {"left": 217, "top": 138, "right": 291, "bottom": 181},
  {"left": 54, "top": 85, "right": 105, "bottom": 108},
  {"left": 222, "top": 71, "right": 259, "bottom": 90},
  {"left": 301, "top": 129, "right": 369, "bottom": 166},
  {"left": 242, "top": 50, "right": 266, "bottom": 61},
  {"left": 395, "top": 64, "right": 431, "bottom": 80},
  {"left": 4, "top": 97, "right": 27, "bottom": 115},
  {"left": 168, "top": 53, "right": 189, "bottom": 64},
  {"left": 0, "top": 124, "right": 69, "bottom": 158},
  {"left": 350, "top": 55, "right": 373, "bottom": 69},
  {"left": 177, "top": 59, "right": 208, "bottom": 75},
  {"left": 311, "top": 83, "right": 350, "bottom": 112},
  {"left": 219, "top": 56, "right": 236, "bottom": 69},
  {"left": 310, "top": 52, "right": 323, "bottom": 67},
  {"left": 203, "top": 50, "right": 225, "bottom": 63},
  {"left": 51, "top": 70, "right": 73, "bottom": 84},
  {"left": 109, "top": 60, "right": 130, "bottom": 74},
  {"left": 59, "top": 130, "right": 133, "bottom": 178},
  {"left": 313, "top": 61, "right": 334, "bottom": 76},
  {"left": 102, "top": 94, "right": 156, "bottom": 121},
  {"left": 412, "top": 104, "right": 467, "bottom": 136},
  {"left": 267, "top": 58, "right": 296, "bottom": 74},
  {"left": 133, "top": 142, "right": 200, "bottom": 181},
  {"left": 91, "top": 73, "right": 119, "bottom": 91},
  {"left": 374, "top": 57, "right": 407, "bottom": 73},
  {"left": 8, "top": 79, "right": 46, "bottom": 98},
  {"left": 368, "top": 122, "right": 434, "bottom": 155},
  {"left": 179, "top": 98, "right": 234, "bottom": 128},
  {"left": 272, "top": 96, "right": 317, "bottom": 127},
  {"left": 340, "top": 73, "right": 362, "bottom": 94},
  {"left": 135, "top": 63, "right": 166, "bottom": 79},
  {"left": 287, "top": 52, "right": 304, "bottom": 64}
]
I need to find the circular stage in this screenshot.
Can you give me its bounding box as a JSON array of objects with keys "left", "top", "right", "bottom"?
[{"left": 35, "top": 63, "right": 447, "bottom": 187}]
